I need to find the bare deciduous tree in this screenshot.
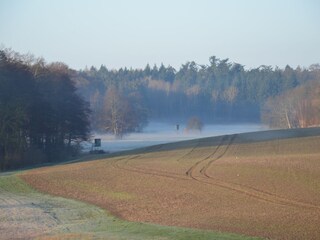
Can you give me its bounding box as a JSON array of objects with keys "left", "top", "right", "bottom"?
[
  {"left": 262, "top": 81, "right": 320, "bottom": 129},
  {"left": 103, "top": 87, "right": 147, "bottom": 138}
]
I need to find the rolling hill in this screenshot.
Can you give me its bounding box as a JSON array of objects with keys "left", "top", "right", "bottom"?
[{"left": 17, "top": 127, "right": 320, "bottom": 239}]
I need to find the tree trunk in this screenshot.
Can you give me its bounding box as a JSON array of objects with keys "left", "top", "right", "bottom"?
[{"left": 285, "top": 109, "right": 292, "bottom": 129}]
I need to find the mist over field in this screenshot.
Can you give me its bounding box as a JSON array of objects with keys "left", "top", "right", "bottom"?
[{"left": 87, "top": 122, "right": 267, "bottom": 152}]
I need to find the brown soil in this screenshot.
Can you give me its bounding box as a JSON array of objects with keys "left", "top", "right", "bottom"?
[{"left": 21, "top": 128, "right": 320, "bottom": 240}]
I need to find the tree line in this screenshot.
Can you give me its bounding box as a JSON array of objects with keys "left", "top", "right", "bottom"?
[
  {"left": 0, "top": 49, "right": 90, "bottom": 170},
  {"left": 1, "top": 48, "right": 319, "bottom": 169},
  {"left": 74, "top": 57, "right": 320, "bottom": 130}
]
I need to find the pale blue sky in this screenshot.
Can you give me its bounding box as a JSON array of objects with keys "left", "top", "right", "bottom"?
[{"left": 0, "top": 0, "right": 319, "bottom": 70}]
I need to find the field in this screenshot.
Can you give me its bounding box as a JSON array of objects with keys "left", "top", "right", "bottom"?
[
  {"left": 1, "top": 175, "right": 255, "bottom": 240},
  {"left": 9, "top": 128, "right": 320, "bottom": 239}
]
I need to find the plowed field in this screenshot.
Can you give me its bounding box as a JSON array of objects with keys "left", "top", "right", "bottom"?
[{"left": 21, "top": 128, "right": 320, "bottom": 239}]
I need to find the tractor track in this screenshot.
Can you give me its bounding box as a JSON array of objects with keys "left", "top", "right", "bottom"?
[
  {"left": 112, "top": 138, "right": 220, "bottom": 180},
  {"left": 111, "top": 134, "right": 320, "bottom": 210},
  {"left": 185, "top": 135, "right": 229, "bottom": 177},
  {"left": 176, "top": 140, "right": 201, "bottom": 162},
  {"left": 200, "top": 134, "right": 237, "bottom": 175},
  {"left": 185, "top": 134, "right": 320, "bottom": 211},
  {"left": 112, "top": 155, "right": 189, "bottom": 181},
  {"left": 111, "top": 144, "right": 190, "bottom": 181}
]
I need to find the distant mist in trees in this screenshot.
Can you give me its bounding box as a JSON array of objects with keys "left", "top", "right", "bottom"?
[
  {"left": 73, "top": 58, "right": 320, "bottom": 127},
  {"left": 98, "top": 86, "right": 148, "bottom": 138}
]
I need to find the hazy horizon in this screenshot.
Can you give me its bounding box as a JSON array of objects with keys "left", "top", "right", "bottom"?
[{"left": 1, "top": 0, "right": 319, "bottom": 70}]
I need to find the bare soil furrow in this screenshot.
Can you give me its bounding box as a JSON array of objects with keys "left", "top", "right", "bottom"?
[
  {"left": 186, "top": 135, "right": 228, "bottom": 177},
  {"left": 112, "top": 155, "right": 189, "bottom": 180},
  {"left": 200, "top": 134, "right": 237, "bottom": 174},
  {"left": 186, "top": 134, "right": 320, "bottom": 210},
  {"left": 176, "top": 140, "right": 200, "bottom": 162}
]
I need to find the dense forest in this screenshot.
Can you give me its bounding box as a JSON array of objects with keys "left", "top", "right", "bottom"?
[
  {"left": 74, "top": 56, "right": 320, "bottom": 130},
  {"left": 0, "top": 49, "right": 90, "bottom": 170},
  {"left": 1, "top": 48, "right": 320, "bottom": 169}
]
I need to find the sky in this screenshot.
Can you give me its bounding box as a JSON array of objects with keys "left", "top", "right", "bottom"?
[{"left": 0, "top": 0, "right": 319, "bottom": 70}]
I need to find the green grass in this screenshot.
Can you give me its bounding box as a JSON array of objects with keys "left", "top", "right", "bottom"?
[{"left": 0, "top": 174, "right": 262, "bottom": 240}]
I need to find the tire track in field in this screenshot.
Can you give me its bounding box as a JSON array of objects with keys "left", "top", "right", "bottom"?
[
  {"left": 112, "top": 138, "right": 221, "bottom": 180},
  {"left": 185, "top": 135, "right": 228, "bottom": 177},
  {"left": 111, "top": 144, "right": 190, "bottom": 181},
  {"left": 176, "top": 140, "right": 200, "bottom": 162},
  {"left": 112, "top": 155, "right": 189, "bottom": 180},
  {"left": 111, "top": 135, "right": 320, "bottom": 210},
  {"left": 112, "top": 136, "right": 230, "bottom": 182},
  {"left": 185, "top": 134, "right": 320, "bottom": 211},
  {"left": 200, "top": 134, "right": 237, "bottom": 175}
]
